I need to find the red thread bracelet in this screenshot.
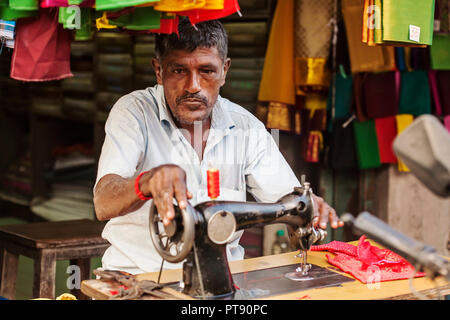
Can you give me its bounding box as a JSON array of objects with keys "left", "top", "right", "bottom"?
[{"left": 135, "top": 171, "right": 152, "bottom": 201}]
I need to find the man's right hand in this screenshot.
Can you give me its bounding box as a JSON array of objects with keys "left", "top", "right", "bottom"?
[{"left": 139, "top": 164, "right": 193, "bottom": 226}]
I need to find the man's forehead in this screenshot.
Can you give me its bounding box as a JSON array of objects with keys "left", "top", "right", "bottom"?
[{"left": 162, "top": 47, "right": 223, "bottom": 65}]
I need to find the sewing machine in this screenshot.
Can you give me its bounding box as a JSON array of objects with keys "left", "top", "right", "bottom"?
[{"left": 149, "top": 181, "right": 328, "bottom": 299}]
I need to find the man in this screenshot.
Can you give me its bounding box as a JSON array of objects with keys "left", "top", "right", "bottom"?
[{"left": 93, "top": 18, "right": 343, "bottom": 274}]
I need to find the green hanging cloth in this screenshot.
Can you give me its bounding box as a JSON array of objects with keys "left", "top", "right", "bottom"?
[
  {"left": 382, "top": 0, "right": 435, "bottom": 45},
  {"left": 430, "top": 34, "right": 450, "bottom": 70},
  {"left": 327, "top": 72, "right": 353, "bottom": 120},
  {"left": 353, "top": 120, "right": 381, "bottom": 169},
  {"left": 8, "top": 0, "right": 38, "bottom": 11},
  {"left": 107, "top": 7, "right": 160, "bottom": 31},
  {"left": 95, "top": 0, "right": 159, "bottom": 11},
  {"left": 75, "top": 7, "right": 93, "bottom": 40},
  {"left": 398, "top": 70, "right": 431, "bottom": 116},
  {"left": 0, "top": 0, "right": 36, "bottom": 20}
]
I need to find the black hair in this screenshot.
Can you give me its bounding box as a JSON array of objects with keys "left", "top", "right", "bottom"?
[{"left": 155, "top": 17, "right": 228, "bottom": 62}]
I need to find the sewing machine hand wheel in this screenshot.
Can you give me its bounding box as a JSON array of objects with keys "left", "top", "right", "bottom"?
[{"left": 149, "top": 201, "right": 196, "bottom": 263}]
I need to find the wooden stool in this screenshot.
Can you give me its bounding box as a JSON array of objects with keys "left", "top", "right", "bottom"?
[{"left": 0, "top": 219, "right": 109, "bottom": 300}]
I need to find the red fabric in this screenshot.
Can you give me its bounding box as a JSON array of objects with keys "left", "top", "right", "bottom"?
[
  {"left": 311, "top": 235, "right": 426, "bottom": 283},
  {"left": 428, "top": 70, "right": 442, "bottom": 116},
  {"left": 181, "top": 0, "right": 240, "bottom": 25},
  {"left": 375, "top": 116, "right": 398, "bottom": 163},
  {"left": 11, "top": 8, "right": 73, "bottom": 82},
  {"left": 306, "top": 132, "right": 320, "bottom": 163},
  {"left": 150, "top": 15, "right": 180, "bottom": 35}
]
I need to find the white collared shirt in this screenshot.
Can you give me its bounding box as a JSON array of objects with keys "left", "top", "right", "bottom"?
[{"left": 96, "top": 84, "right": 300, "bottom": 274}]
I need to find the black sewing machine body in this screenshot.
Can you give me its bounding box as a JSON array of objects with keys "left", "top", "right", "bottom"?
[{"left": 149, "top": 185, "right": 327, "bottom": 299}]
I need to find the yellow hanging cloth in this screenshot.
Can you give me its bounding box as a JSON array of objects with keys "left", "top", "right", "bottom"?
[
  {"left": 96, "top": 11, "right": 118, "bottom": 30},
  {"left": 294, "top": 0, "right": 334, "bottom": 93},
  {"left": 342, "top": 0, "right": 395, "bottom": 73},
  {"left": 395, "top": 114, "right": 414, "bottom": 172},
  {"left": 154, "top": 0, "right": 206, "bottom": 12},
  {"left": 203, "top": 0, "right": 224, "bottom": 10},
  {"left": 256, "top": 0, "right": 295, "bottom": 132}
]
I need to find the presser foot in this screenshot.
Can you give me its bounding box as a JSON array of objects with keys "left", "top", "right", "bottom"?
[{"left": 284, "top": 250, "right": 314, "bottom": 281}]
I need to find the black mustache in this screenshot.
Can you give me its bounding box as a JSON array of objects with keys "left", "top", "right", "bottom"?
[{"left": 176, "top": 93, "right": 208, "bottom": 106}]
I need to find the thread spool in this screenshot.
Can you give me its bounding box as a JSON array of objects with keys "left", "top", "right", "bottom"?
[{"left": 207, "top": 168, "right": 220, "bottom": 200}]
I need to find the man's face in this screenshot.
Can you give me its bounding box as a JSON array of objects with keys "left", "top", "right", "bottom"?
[{"left": 153, "top": 47, "right": 231, "bottom": 126}]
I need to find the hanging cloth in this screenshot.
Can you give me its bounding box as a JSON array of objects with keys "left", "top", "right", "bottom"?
[
  {"left": 150, "top": 13, "right": 178, "bottom": 35},
  {"left": 0, "top": 0, "right": 37, "bottom": 20},
  {"left": 256, "top": 0, "right": 295, "bottom": 132},
  {"left": 381, "top": 0, "right": 435, "bottom": 46},
  {"left": 107, "top": 6, "right": 160, "bottom": 31},
  {"left": 398, "top": 71, "right": 431, "bottom": 116},
  {"left": 154, "top": 0, "right": 205, "bottom": 12},
  {"left": 430, "top": 34, "right": 450, "bottom": 70},
  {"left": 395, "top": 114, "right": 414, "bottom": 172},
  {"left": 10, "top": 8, "right": 73, "bottom": 81},
  {"left": 294, "top": 0, "right": 333, "bottom": 93},
  {"left": 436, "top": 71, "right": 450, "bottom": 116},
  {"left": 303, "top": 131, "right": 323, "bottom": 163},
  {"left": 95, "top": 11, "right": 116, "bottom": 30},
  {"left": 352, "top": 73, "right": 369, "bottom": 122},
  {"left": 9, "top": 0, "right": 38, "bottom": 10},
  {"left": 363, "top": 71, "right": 398, "bottom": 119},
  {"left": 95, "top": 0, "right": 158, "bottom": 11},
  {"left": 374, "top": 116, "right": 397, "bottom": 164},
  {"left": 353, "top": 119, "right": 381, "bottom": 169},
  {"left": 342, "top": 0, "right": 395, "bottom": 73},
  {"left": 327, "top": 72, "right": 353, "bottom": 120},
  {"left": 181, "top": 0, "right": 239, "bottom": 25},
  {"left": 311, "top": 235, "right": 425, "bottom": 283},
  {"left": 41, "top": 0, "right": 93, "bottom": 7},
  {"left": 428, "top": 70, "right": 443, "bottom": 116}
]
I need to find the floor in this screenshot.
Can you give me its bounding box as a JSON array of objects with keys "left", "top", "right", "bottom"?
[{"left": 0, "top": 215, "right": 102, "bottom": 300}]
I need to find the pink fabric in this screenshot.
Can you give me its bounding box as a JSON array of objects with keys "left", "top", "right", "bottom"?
[
  {"left": 311, "top": 235, "right": 426, "bottom": 283},
  {"left": 40, "top": 0, "right": 94, "bottom": 7},
  {"left": 444, "top": 115, "right": 450, "bottom": 133}
]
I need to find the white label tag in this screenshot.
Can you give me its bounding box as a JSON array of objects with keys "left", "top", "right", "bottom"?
[{"left": 409, "top": 25, "right": 421, "bottom": 42}]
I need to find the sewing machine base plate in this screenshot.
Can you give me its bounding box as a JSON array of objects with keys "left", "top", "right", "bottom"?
[{"left": 167, "top": 263, "right": 354, "bottom": 299}]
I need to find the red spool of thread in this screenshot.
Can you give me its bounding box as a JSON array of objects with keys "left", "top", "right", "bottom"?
[{"left": 207, "top": 168, "right": 220, "bottom": 200}]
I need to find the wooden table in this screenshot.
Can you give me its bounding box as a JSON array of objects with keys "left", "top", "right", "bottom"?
[
  {"left": 0, "top": 219, "right": 110, "bottom": 300},
  {"left": 81, "top": 240, "right": 449, "bottom": 300}
]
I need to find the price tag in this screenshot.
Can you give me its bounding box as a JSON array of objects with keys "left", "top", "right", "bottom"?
[{"left": 409, "top": 25, "right": 421, "bottom": 42}]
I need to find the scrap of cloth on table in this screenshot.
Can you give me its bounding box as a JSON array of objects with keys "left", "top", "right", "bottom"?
[{"left": 311, "top": 235, "right": 425, "bottom": 283}]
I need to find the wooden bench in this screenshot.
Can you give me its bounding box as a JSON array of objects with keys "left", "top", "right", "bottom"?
[{"left": 0, "top": 219, "right": 109, "bottom": 300}]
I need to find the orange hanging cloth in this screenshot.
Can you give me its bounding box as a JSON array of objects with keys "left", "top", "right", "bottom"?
[{"left": 256, "top": 0, "right": 295, "bottom": 132}]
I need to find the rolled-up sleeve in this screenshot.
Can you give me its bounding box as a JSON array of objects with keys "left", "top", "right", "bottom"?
[{"left": 95, "top": 99, "right": 146, "bottom": 188}]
